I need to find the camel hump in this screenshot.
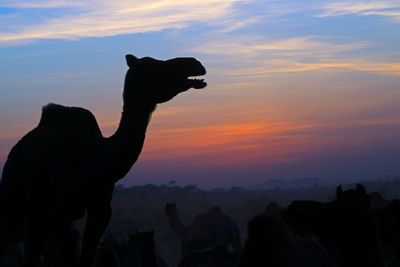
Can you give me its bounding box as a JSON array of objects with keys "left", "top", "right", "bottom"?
[{"left": 38, "top": 103, "right": 102, "bottom": 137}]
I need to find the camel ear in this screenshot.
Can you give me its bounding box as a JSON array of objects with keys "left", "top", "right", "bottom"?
[
  {"left": 126, "top": 54, "right": 138, "bottom": 67},
  {"left": 336, "top": 185, "right": 343, "bottom": 197}
]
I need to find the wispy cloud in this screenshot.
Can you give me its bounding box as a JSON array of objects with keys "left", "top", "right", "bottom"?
[
  {"left": 193, "top": 36, "right": 400, "bottom": 75},
  {"left": 0, "top": 0, "right": 248, "bottom": 45},
  {"left": 196, "top": 36, "right": 367, "bottom": 58},
  {"left": 0, "top": 0, "right": 85, "bottom": 9},
  {"left": 223, "top": 59, "right": 400, "bottom": 76},
  {"left": 318, "top": 1, "right": 400, "bottom": 22}
]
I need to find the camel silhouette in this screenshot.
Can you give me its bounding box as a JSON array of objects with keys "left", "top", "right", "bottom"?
[
  {"left": 237, "top": 213, "right": 334, "bottom": 267},
  {"left": 0, "top": 54, "right": 207, "bottom": 267},
  {"left": 164, "top": 203, "right": 241, "bottom": 257},
  {"left": 336, "top": 183, "right": 370, "bottom": 209},
  {"left": 282, "top": 198, "right": 383, "bottom": 266}
]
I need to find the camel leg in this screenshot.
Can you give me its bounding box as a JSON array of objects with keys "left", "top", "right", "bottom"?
[
  {"left": 25, "top": 222, "right": 45, "bottom": 267},
  {"left": 0, "top": 187, "right": 25, "bottom": 262},
  {"left": 0, "top": 212, "right": 24, "bottom": 261},
  {"left": 43, "top": 221, "right": 80, "bottom": 267},
  {"left": 57, "top": 222, "right": 80, "bottom": 265},
  {"left": 78, "top": 185, "right": 113, "bottom": 267},
  {"left": 78, "top": 205, "right": 111, "bottom": 267}
]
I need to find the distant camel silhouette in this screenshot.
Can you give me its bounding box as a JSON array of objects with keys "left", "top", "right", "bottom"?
[
  {"left": 164, "top": 203, "right": 241, "bottom": 256},
  {"left": 336, "top": 183, "right": 370, "bottom": 209},
  {"left": 282, "top": 198, "right": 383, "bottom": 267},
  {"left": 320, "top": 198, "right": 383, "bottom": 267},
  {"left": 337, "top": 184, "right": 390, "bottom": 210},
  {"left": 237, "top": 213, "right": 334, "bottom": 267},
  {"left": 375, "top": 199, "right": 400, "bottom": 263},
  {"left": 281, "top": 200, "right": 325, "bottom": 238},
  {"left": 0, "top": 54, "right": 207, "bottom": 267}
]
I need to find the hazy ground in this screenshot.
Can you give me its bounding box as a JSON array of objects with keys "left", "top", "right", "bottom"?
[{"left": 96, "top": 179, "right": 400, "bottom": 266}]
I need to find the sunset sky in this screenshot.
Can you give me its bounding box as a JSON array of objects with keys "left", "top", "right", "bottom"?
[{"left": 1, "top": 0, "right": 400, "bottom": 188}]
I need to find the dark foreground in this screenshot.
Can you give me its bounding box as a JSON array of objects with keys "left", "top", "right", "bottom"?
[{"left": 1, "top": 180, "right": 400, "bottom": 267}]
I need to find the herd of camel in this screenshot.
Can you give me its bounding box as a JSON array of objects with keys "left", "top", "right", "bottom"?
[
  {"left": 0, "top": 183, "right": 400, "bottom": 266},
  {"left": 0, "top": 55, "right": 399, "bottom": 266}
]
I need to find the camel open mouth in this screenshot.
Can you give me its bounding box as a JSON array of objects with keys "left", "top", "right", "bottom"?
[
  {"left": 171, "top": 57, "right": 207, "bottom": 89},
  {"left": 187, "top": 77, "right": 207, "bottom": 89}
]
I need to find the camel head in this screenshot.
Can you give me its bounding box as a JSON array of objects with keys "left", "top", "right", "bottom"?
[
  {"left": 124, "top": 54, "right": 207, "bottom": 104},
  {"left": 336, "top": 183, "right": 368, "bottom": 199},
  {"left": 336, "top": 183, "right": 370, "bottom": 209}
]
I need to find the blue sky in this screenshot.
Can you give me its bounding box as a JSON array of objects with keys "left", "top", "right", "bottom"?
[{"left": 1, "top": 1, "right": 400, "bottom": 188}]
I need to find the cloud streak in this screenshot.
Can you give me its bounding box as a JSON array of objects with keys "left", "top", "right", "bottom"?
[
  {"left": 318, "top": 1, "right": 400, "bottom": 22},
  {"left": 0, "top": 0, "right": 85, "bottom": 9},
  {"left": 223, "top": 60, "right": 400, "bottom": 76},
  {"left": 193, "top": 36, "right": 400, "bottom": 75},
  {"left": 0, "top": 0, "right": 247, "bottom": 45},
  {"left": 195, "top": 36, "right": 367, "bottom": 57}
]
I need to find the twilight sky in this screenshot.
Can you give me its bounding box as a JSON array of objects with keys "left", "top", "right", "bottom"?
[{"left": 1, "top": 0, "right": 400, "bottom": 188}]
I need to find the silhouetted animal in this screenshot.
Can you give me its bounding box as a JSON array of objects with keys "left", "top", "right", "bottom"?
[
  {"left": 337, "top": 184, "right": 391, "bottom": 210},
  {"left": 371, "top": 199, "right": 400, "bottom": 263},
  {"left": 237, "top": 213, "right": 334, "bottom": 267},
  {"left": 281, "top": 200, "right": 324, "bottom": 238},
  {"left": 368, "top": 192, "right": 390, "bottom": 210},
  {"left": 322, "top": 198, "right": 383, "bottom": 267},
  {"left": 41, "top": 222, "right": 81, "bottom": 267},
  {"left": 0, "top": 54, "right": 207, "bottom": 267},
  {"left": 283, "top": 198, "right": 383, "bottom": 267},
  {"left": 336, "top": 183, "right": 370, "bottom": 209},
  {"left": 336, "top": 184, "right": 400, "bottom": 263},
  {"left": 164, "top": 203, "right": 241, "bottom": 256}
]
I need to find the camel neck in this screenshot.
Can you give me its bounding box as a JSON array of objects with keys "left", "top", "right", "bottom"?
[
  {"left": 167, "top": 210, "right": 187, "bottom": 240},
  {"left": 106, "top": 100, "right": 156, "bottom": 182},
  {"left": 116, "top": 102, "right": 156, "bottom": 137}
]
